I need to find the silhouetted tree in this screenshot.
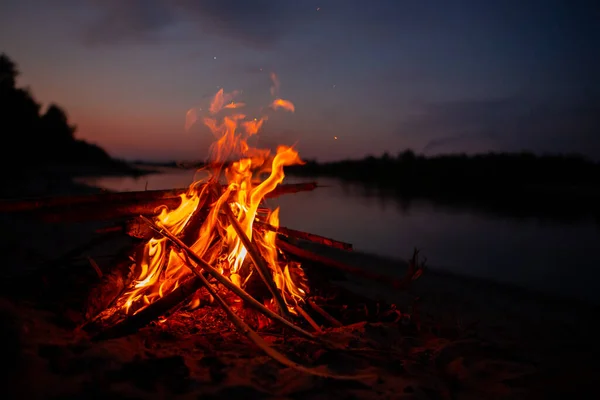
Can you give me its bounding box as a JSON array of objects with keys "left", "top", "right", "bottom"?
[
  {"left": 0, "top": 52, "right": 122, "bottom": 170},
  {"left": 0, "top": 53, "right": 18, "bottom": 90},
  {"left": 398, "top": 149, "right": 416, "bottom": 163},
  {"left": 41, "top": 104, "right": 76, "bottom": 143}
]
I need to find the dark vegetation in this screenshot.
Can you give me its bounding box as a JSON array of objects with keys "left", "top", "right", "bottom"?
[
  {"left": 287, "top": 150, "right": 600, "bottom": 221},
  {"left": 0, "top": 53, "right": 144, "bottom": 197}
]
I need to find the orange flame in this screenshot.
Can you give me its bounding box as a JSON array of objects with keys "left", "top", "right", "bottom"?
[
  {"left": 270, "top": 99, "right": 295, "bottom": 113},
  {"left": 117, "top": 79, "right": 306, "bottom": 317}
]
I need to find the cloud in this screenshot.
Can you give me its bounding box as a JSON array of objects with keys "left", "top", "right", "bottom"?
[
  {"left": 83, "top": 0, "right": 175, "bottom": 46},
  {"left": 400, "top": 95, "right": 600, "bottom": 158},
  {"left": 82, "top": 0, "right": 305, "bottom": 49}
]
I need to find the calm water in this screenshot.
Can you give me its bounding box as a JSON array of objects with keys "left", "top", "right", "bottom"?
[{"left": 79, "top": 168, "right": 600, "bottom": 304}]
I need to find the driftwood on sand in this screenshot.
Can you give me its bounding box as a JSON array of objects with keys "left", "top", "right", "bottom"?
[{"left": 0, "top": 182, "right": 319, "bottom": 213}]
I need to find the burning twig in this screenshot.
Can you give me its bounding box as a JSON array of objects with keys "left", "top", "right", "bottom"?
[
  {"left": 222, "top": 203, "right": 291, "bottom": 318},
  {"left": 139, "top": 216, "right": 317, "bottom": 341}
]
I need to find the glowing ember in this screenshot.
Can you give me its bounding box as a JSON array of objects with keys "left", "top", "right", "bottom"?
[{"left": 117, "top": 78, "right": 307, "bottom": 318}]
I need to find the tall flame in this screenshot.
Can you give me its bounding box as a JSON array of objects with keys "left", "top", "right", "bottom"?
[{"left": 118, "top": 80, "right": 307, "bottom": 317}]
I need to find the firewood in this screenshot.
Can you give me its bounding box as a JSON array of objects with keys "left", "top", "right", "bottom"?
[
  {"left": 140, "top": 216, "right": 318, "bottom": 341},
  {"left": 277, "top": 240, "right": 423, "bottom": 290},
  {"left": 0, "top": 187, "right": 184, "bottom": 213},
  {"left": 254, "top": 221, "right": 353, "bottom": 251},
  {"left": 0, "top": 182, "right": 318, "bottom": 214},
  {"left": 39, "top": 199, "right": 181, "bottom": 223},
  {"left": 101, "top": 216, "right": 354, "bottom": 253},
  {"left": 89, "top": 275, "right": 203, "bottom": 340}
]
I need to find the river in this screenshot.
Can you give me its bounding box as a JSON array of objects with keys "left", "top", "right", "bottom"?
[{"left": 78, "top": 168, "right": 600, "bottom": 304}]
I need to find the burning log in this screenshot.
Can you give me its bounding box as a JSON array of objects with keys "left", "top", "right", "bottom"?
[
  {"left": 87, "top": 276, "right": 203, "bottom": 340},
  {"left": 0, "top": 182, "right": 318, "bottom": 214}
]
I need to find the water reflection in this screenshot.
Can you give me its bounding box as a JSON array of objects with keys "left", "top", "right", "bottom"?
[{"left": 78, "top": 169, "right": 600, "bottom": 304}]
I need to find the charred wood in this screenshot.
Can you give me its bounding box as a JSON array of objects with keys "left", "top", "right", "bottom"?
[
  {"left": 82, "top": 243, "right": 144, "bottom": 322},
  {"left": 277, "top": 240, "right": 423, "bottom": 290},
  {"left": 254, "top": 221, "right": 353, "bottom": 251}
]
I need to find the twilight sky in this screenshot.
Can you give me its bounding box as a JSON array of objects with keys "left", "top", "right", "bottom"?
[{"left": 1, "top": 0, "right": 598, "bottom": 162}]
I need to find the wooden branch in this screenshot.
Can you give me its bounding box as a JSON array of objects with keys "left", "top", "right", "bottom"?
[
  {"left": 254, "top": 221, "right": 353, "bottom": 251},
  {"left": 0, "top": 182, "right": 318, "bottom": 214},
  {"left": 222, "top": 204, "right": 291, "bottom": 318},
  {"left": 307, "top": 298, "right": 342, "bottom": 327},
  {"left": 0, "top": 187, "right": 185, "bottom": 213},
  {"left": 140, "top": 216, "right": 318, "bottom": 342},
  {"left": 277, "top": 239, "right": 420, "bottom": 290},
  {"left": 39, "top": 199, "right": 181, "bottom": 223},
  {"left": 295, "top": 305, "right": 323, "bottom": 332}
]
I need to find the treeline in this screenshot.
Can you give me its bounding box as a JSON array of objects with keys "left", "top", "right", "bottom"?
[
  {"left": 287, "top": 150, "right": 600, "bottom": 197},
  {"left": 0, "top": 53, "right": 134, "bottom": 172}
]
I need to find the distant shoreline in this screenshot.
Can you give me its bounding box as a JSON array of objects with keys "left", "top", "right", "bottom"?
[{"left": 0, "top": 161, "right": 158, "bottom": 199}]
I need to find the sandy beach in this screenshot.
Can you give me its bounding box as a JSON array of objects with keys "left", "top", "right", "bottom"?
[{"left": 1, "top": 180, "right": 598, "bottom": 399}]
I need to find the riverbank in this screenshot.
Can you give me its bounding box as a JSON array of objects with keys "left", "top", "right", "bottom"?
[
  {"left": 0, "top": 163, "right": 157, "bottom": 199},
  {"left": 0, "top": 181, "right": 597, "bottom": 398}
]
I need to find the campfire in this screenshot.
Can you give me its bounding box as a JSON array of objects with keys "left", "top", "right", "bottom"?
[{"left": 2, "top": 78, "right": 424, "bottom": 380}]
